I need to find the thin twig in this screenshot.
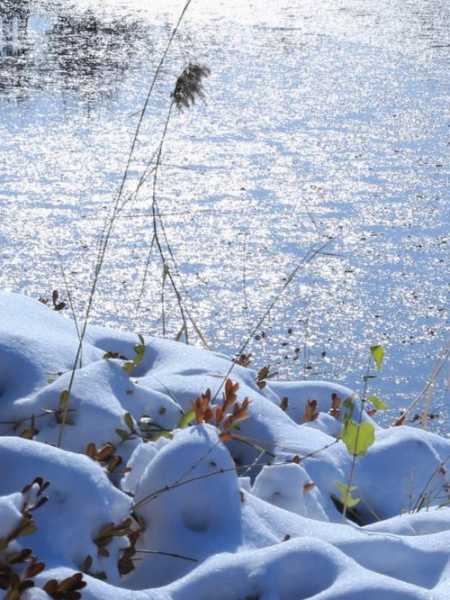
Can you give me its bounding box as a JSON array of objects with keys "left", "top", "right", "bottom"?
[
  {"left": 143, "top": 99, "right": 208, "bottom": 346},
  {"left": 211, "top": 239, "right": 334, "bottom": 403},
  {"left": 133, "top": 549, "right": 198, "bottom": 562},
  {"left": 412, "top": 450, "right": 450, "bottom": 512},
  {"left": 394, "top": 339, "right": 450, "bottom": 427},
  {"left": 132, "top": 434, "right": 340, "bottom": 511},
  {"left": 57, "top": 256, "right": 81, "bottom": 344},
  {"left": 134, "top": 231, "right": 156, "bottom": 323},
  {"left": 133, "top": 467, "right": 231, "bottom": 510}
]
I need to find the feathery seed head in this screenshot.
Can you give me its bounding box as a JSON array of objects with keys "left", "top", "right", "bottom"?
[{"left": 171, "top": 63, "right": 211, "bottom": 110}]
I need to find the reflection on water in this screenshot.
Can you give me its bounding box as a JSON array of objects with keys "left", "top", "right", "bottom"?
[
  {"left": 0, "top": 0, "right": 448, "bottom": 426},
  {"left": 0, "top": 0, "right": 30, "bottom": 57},
  {"left": 0, "top": 0, "right": 30, "bottom": 97},
  {"left": 0, "top": 0, "right": 155, "bottom": 102}
]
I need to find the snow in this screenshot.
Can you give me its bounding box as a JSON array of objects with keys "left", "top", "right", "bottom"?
[
  {"left": 0, "top": 436, "right": 132, "bottom": 583},
  {"left": 1, "top": 292, "right": 450, "bottom": 599}
]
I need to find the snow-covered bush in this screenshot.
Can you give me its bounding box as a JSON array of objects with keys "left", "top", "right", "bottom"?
[{"left": 1, "top": 292, "right": 450, "bottom": 599}]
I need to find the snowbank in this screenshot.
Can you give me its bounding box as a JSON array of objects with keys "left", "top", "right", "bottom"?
[{"left": 0, "top": 292, "right": 449, "bottom": 599}]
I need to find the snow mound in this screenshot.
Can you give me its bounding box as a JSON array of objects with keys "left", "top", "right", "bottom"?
[
  {"left": 1, "top": 292, "right": 450, "bottom": 599},
  {"left": 0, "top": 436, "right": 132, "bottom": 582}
]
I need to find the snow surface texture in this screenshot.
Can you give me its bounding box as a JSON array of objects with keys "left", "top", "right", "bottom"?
[{"left": 1, "top": 292, "right": 450, "bottom": 599}]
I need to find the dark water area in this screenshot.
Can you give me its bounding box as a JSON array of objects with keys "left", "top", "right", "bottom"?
[
  {"left": 0, "top": 0, "right": 449, "bottom": 427},
  {"left": 0, "top": 0, "right": 155, "bottom": 103}
]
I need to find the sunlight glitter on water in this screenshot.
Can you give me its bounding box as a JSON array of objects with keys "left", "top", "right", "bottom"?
[{"left": 0, "top": 0, "right": 449, "bottom": 426}]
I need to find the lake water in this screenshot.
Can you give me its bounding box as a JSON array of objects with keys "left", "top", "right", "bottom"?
[{"left": 0, "top": 0, "right": 449, "bottom": 426}]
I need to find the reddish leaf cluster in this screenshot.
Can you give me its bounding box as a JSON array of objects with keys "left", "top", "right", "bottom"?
[
  {"left": 193, "top": 379, "right": 250, "bottom": 436},
  {"left": 232, "top": 353, "right": 252, "bottom": 367}
]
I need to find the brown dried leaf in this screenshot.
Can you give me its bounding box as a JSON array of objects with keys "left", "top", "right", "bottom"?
[
  {"left": 18, "top": 580, "right": 35, "bottom": 592},
  {"left": 330, "top": 393, "right": 341, "bottom": 418},
  {"left": 393, "top": 412, "right": 407, "bottom": 426},
  {"left": 85, "top": 443, "right": 97, "bottom": 460},
  {"left": 25, "top": 560, "right": 45, "bottom": 578},
  {"left": 303, "top": 399, "right": 318, "bottom": 423},
  {"left": 233, "top": 353, "right": 252, "bottom": 367},
  {"left": 58, "top": 573, "right": 85, "bottom": 592},
  {"left": 118, "top": 552, "right": 135, "bottom": 576},
  {"left": 106, "top": 455, "right": 122, "bottom": 474},
  {"left": 223, "top": 379, "right": 239, "bottom": 411},
  {"left": 30, "top": 496, "right": 48, "bottom": 512},
  {"left": 128, "top": 530, "right": 140, "bottom": 546},
  {"left": 81, "top": 555, "right": 93, "bottom": 573},
  {"left": 96, "top": 443, "right": 115, "bottom": 462},
  {"left": 9, "top": 517, "right": 37, "bottom": 541},
  {"left": 43, "top": 580, "right": 59, "bottom": 595},
  {"left": 20, "top": 428, "right": 36, "bottom": 440},
  {"left": 256, "top": 366, "right": 270, "bottom": 389},
  {"left": 7, "top": 549, "right": 33, "bottom": 565},
  {"left": 214, "top": 405, "right": 224, "bottom": 425},
  {"left": 95, "top": 523, "right": 115, "bottom": 542},
  {"left": 204, "top": 407, "right": 214, "bottom": 422},
  {"left": 280, "top": 397, "right": 289, "bottom": 411}
]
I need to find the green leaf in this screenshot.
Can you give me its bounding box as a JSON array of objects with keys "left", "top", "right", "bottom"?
[
  {"left": 341, "top": 421, "right": 375, "bottom": 456},
  {"left": 123, "top": 335, "right": 146, "bottom": 374},
  {"left": 122, "top": 361, "right": 135, "bottom": 374},
  {"left": 133, "top": 335, "right": 146, "bottom": 367},
  {"left": 370, "top": 345, "right": 384, "bottom": 370},
  {"left": 124, "top": 412, "right": 135, "bottom": 432},
  {"left": 342, "top": 396, "right": 355, "bottom": 425},
  {"left": 179, "top": 409, "right": 195, "bottom": 429},
  {"left": 133, "top": 345, "right": 145, "bottom": 367},
  {"left": 336, "top": 482, "right": 360, "bottom": 508},
  {"left": 59, "top": 390, "right": 70, "bottom": 406},
  {"left": 368, "top": 395, "right": 388, "bottom": 410},
  {"left": 152, "top": 431, "right": 173, "bottom": 441},
  {"left": 115, "top": 428, "right": 130, "bottom": 442},
  {"left": 16, "top": 520, "right": 38, "bottom": 538}
]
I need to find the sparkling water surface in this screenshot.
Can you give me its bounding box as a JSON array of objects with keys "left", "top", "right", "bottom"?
[{"left": 0, "top": 0, "right": 449, "bottom": 426}]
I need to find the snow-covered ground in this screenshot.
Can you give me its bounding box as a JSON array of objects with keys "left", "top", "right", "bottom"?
[{"left": 1, "top": 292, "right": 450, "bottom": 599}]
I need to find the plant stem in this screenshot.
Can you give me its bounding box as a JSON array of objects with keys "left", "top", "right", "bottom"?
[
  {"left": 56, "top": 1, "right": 195, "bottom": 449},
  {"left": 343, "top": 356, "right": 371, "bottom": 520}
]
